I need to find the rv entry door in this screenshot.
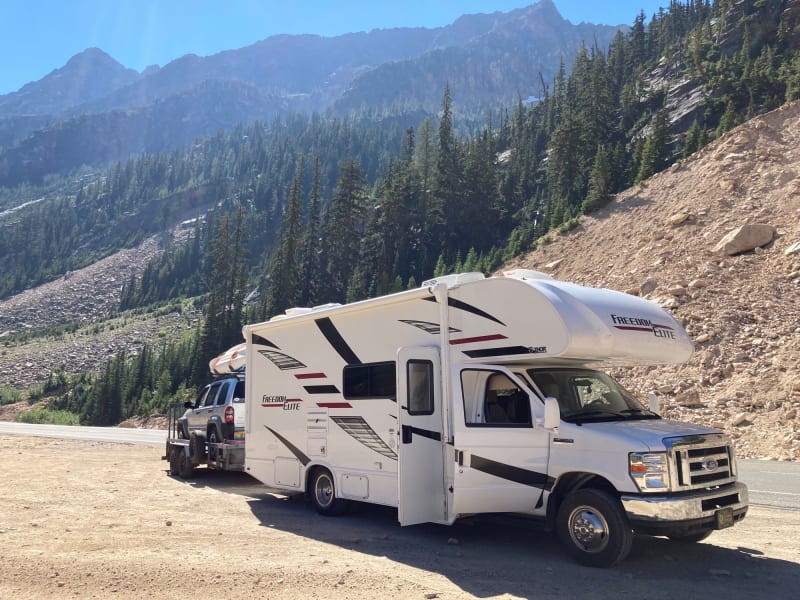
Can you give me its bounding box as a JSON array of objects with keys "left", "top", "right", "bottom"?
[{"left": 397, "top": 347, "right": 448, "bottom": 525}]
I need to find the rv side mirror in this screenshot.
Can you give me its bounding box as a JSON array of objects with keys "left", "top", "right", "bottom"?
[
  {"left": 647, "top": 392, "right": 660, "bottom": 414},
  {"left": 543, "top": 397, "right": 560, "bottom": 429}
]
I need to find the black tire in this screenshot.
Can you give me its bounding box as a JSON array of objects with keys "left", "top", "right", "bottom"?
[
  {"left": 207, "top": 427, "right": 220, "bottom": 461},
  {"left": 310, "top": 469, "right": 349, "bottom": 516},
  {"left": 556, "top": 488, "right": 633, "bottom": 568},
  {"left": 177, "top": 449, "right": 194, "bottom": 479},
  {"left": 668, "top": 530, "right": 713, "bottom": 543},
  {"left": 168, "top": 446, "right": 180, "bottom": 476}
]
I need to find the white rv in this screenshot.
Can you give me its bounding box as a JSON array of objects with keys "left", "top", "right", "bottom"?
[{"left": 242, "top": 270, "right": 748, "bottom": 567}]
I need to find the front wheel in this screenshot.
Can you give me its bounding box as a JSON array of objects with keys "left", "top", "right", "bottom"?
[
  {"left": 310, "top": 469, "right": 349, "bottom": 516},
  {"left": 556, "top": 488, "right": 633, "bottom": 568}
]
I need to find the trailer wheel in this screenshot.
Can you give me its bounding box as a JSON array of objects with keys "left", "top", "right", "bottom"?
[
  {"left": 168, "top": 447, "right": 180, "bottom": 476},
  {"left": 556, "top": 488, "right": 632, "bottom": 568},
  {"left": 668, "top": 530, "right": 712, "bottom": 543},
  {"left": 310, "top": 469, "right": 348, "bottom": 516},
  {"left": 177, "top": 449, "right": 194, "bottom": 479}
]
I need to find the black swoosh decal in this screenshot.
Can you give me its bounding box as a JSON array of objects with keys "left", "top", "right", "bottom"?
[
  {"left": 470, "top": 454, "right": 554, "bottom": 490},
  {"left": 422, "top": 296, "right": 505, "bottom": 326},
  {"left": 316, "top": 317, "right": 361, "bottom": 365},
  {"left": 265, "top": 426, "right": 310, "bottom": 466},
  {"left": 303, "top": 385, "right": 340, "bottom": 394},
  {"left": 401, "top": 425, "right": 442, "bottom": 444},
  {"left": 463, "top": 346, "right": 537, "bottom": 359},
  {"left": 252, "top": 334, "right": 278, "bottom": 348}
]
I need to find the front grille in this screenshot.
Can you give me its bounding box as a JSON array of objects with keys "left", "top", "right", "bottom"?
[{"left": 665, "top": 434, "right": 737, "bottom": 491}]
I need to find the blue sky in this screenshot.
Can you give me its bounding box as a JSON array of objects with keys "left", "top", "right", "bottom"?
[{"left": 0, "top": 1, "right": 669, "bottom": 95}]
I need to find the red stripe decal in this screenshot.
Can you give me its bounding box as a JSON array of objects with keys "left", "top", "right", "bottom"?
[
  {"left": 614, "top": 326, "right": 653, "bottom": 332},
  {"left": 449, "top": 334, "right": 508, "bottom": 345},
  {"left": 295, "top": 373, "right": 327, "bottom": 379},
  {"left": 316, "top": 402, "right": 352, "bottom": 408}
]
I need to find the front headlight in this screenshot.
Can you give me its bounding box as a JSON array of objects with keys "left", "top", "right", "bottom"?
[{"left": 629, "top": 452, "right": 670, "bottom": 492}]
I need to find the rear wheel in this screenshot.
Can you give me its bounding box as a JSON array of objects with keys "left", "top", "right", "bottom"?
[
  {"left": 556, "top": 488, "right": 633, "bottom": 568},
  {"left": 207, "top": 428, "right": 220, "bottom": 460},
  {"left": 310, "top": 469, "right": 349, "bottom": 516}
]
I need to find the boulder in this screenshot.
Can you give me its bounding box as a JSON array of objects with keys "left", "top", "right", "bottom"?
[{"left": 713, "top": 224, "right": 776, "bottom": 256}]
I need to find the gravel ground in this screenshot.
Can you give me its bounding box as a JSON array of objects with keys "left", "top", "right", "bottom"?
[{"left": 0, "top": 435, "right": 798, "bottom": 600}]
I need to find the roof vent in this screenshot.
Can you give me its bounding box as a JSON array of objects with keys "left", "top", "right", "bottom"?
[
  {"left": 422, "top": 272, "right": 485, "bottom": 289},
  {"left": 503, "top": 269, "right": 554, "bottom": 281}
]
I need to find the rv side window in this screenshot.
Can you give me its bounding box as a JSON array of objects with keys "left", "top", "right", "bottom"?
[
  {"left": 407, "top": 360, "right": 434, "bottom": 415},
  {"left": 343, "top": 362, "right": 397, "bottom": 399},
  {"left": 460, "top": 370, "right": 531, "bottom": 427}
]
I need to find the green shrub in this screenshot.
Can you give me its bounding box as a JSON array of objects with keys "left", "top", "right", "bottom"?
[
  {"left": 14, "top": 408, "right": 80, "bottom": 425},
  {"left": 0, "top": 386, "right": 22, "bottom": 406}
]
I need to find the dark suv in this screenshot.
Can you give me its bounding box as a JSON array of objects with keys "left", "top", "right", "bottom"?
[{"left": 178, "top": 375, "right": 245, "bottom": 444}]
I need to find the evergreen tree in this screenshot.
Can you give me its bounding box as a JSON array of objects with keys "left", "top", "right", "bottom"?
[{"left": 323, "top": 159, "right": 368, "bottom": 302}]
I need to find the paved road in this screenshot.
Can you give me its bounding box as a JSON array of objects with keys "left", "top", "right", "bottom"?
[
  {"left": 0, "top": 422, "right": 797, "bottom": 510},
  {"left": 0, "top": 422, "right": 166, "bottom": 447},
  {"left": 738, "top": 459, "right": 800, "bottom": 510}
]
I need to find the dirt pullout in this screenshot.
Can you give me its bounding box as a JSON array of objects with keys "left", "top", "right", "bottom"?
[{"left": 0, "top": 435, "right": 797, "bottom": 599}]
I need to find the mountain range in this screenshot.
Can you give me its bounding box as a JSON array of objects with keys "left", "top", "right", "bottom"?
[{"left": 0, "top": 0, "right": 623, "bottom": 185}]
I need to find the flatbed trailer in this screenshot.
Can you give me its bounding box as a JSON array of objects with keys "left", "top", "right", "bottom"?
[{"left": 163, "top": 402, "right": 245, "bottom": 478}]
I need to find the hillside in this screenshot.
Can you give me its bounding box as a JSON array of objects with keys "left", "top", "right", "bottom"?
[{"left": 505, "top": 101, "right": 800, "bottom": 460}]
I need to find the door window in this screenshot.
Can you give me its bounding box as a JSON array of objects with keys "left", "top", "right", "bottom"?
[{"left": 407, "top": 360, "right": 434, "bottom": 415}]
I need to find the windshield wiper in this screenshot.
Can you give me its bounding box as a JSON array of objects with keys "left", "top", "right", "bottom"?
[{"left": 619, "top": 408, "right": 660, "bottom": 419}]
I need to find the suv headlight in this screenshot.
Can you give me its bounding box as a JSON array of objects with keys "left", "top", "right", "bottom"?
[{"left": 629, "top": 452, "right": 670, "bottom": 492}]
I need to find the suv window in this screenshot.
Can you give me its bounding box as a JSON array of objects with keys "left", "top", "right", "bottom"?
[
  {"left": 215, "top": 380, "right": 232, "bottom": 406},
  {"left": 202, "top": 382, "right": 223, "bottom": 407},
  {"left": 233, "top": 380, "right": 245, "bottom": 402}
]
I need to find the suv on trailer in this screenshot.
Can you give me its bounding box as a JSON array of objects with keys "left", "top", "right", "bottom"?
[{"left": 178, "top": 374, "right": 246, "bottom": 445}]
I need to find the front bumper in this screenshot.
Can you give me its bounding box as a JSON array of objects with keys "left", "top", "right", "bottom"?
[{"left": 620, "top": 481, "right": 748, "bottom": 533}]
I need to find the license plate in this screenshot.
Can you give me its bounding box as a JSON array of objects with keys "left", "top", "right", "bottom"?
[{"left": 715, "top": 507, "right": 734, "bottom": 529}]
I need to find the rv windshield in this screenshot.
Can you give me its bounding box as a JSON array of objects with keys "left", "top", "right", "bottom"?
[{"left": 527, "top": 368, "right": 659, "bottom": 424}]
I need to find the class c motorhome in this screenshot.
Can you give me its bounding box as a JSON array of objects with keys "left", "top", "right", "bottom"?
[{"left": 242, "top": 270, "right": 748, "bottom": 567}]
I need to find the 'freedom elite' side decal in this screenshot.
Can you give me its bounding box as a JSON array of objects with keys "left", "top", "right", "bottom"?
[
  {"left": 610, "top": 314, "right": 677, "bottom": 340},
  {"left": 469, "top": 454, "right": 554, "bottom": 490}
]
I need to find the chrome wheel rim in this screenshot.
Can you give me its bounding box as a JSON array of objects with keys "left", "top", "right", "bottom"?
[
  {"left": 315, "top": 474, "right": 334, "bottom": 508},
  {"left": 567, "top": 505, "right": 610, "bottom": 553}
]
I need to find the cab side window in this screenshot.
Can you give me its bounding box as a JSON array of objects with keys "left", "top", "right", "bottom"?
[{"left": 461, "top": 370, "right": 531, "bottom": 427}]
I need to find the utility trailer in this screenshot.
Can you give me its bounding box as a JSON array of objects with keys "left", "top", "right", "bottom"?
[
  {"left": 163, "top": 345, "right": 247, "bottom": 478},
  {"left": 241, "top": 270, "right": 748, "bottom": 567},
  {"left": 164, "top": 401, "right": 245, "bottom": 478}
]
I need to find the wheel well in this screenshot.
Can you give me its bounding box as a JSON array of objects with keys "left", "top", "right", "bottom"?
[{"left": 545, "top": 472, "right": 618, "bottom": 531}]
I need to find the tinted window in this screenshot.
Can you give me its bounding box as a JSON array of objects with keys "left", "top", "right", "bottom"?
[
  {"left": 343, "top": 362, "right": 396, "bottom": 399},
  {"left": 202, "top": 383, "right": 222, "bottom": 407},
  {"left": 233, "top": 380, "right": 245, "bottom": 403},
  {"left": 407, "top": 360, "right": 433, "bottom": 415}
]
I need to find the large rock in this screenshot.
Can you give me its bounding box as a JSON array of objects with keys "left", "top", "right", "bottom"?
[{"left": 713, "top": 224, "right": 776, "bottom": 255}]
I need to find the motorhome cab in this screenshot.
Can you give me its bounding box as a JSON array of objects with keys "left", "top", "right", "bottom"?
[{"left": 242, "top": 270, "right": 748, "bottom": 567}]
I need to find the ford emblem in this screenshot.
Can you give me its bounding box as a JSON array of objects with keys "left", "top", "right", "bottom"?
[{"left": 701, "top": 458, "right": 718, "bottom": 471}]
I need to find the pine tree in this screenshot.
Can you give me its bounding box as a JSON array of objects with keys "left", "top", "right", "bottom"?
[
  {"left": 265, "top": 156, "right": 305, "bottom": 316},
  {"left": 323, "top": 159, "right": 368, "bottom": 302}
]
